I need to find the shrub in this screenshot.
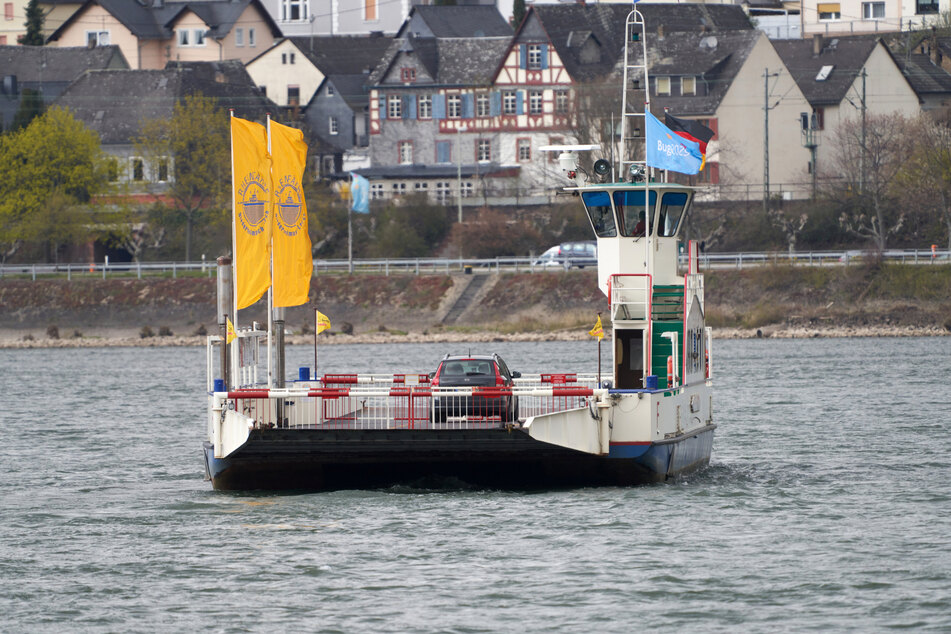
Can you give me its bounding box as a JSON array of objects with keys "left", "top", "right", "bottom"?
[
  {"left": 140, "top": 326, "right": 154, "bottom": 338},
  {"left": 71, "top": 330, "right": 83, "bottom": 338},
  {"left": 158, "top": 326, "right": 173, "bottom": 337},
  {"left": 339, "top": 321, "right": 353, "bottom": 335},
  {"left": 46, "top": 325, "right": 59, "bottom": 339},
  {"left": 193, "top": 324, "right": 207, "bottom": 336}
]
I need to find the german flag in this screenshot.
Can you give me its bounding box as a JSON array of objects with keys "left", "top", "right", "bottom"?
[{"left": 664, "top": 113, "right": 715, "bottom": 171}]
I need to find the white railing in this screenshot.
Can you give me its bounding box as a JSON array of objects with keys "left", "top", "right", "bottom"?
[
  {"left": 609, "top": 274, "right": 652, "bottom": 322},
  {"left": 5, "top": 249, "right": 950, "bottom": 280}
]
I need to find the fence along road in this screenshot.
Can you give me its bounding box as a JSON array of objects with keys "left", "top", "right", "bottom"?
[{"left": 2, "top": 249, "right": 950, "bottom": 281}]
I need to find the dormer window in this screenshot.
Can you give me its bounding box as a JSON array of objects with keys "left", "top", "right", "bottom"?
[
  {"left": 681, "top": 76, "right": 696, "bottom": 95},
  {"left": 655, "top": 77, "right": 671, "bottom": 96},
  {"left": 400, "top": 67, "right": 416, "bottom": 83}
]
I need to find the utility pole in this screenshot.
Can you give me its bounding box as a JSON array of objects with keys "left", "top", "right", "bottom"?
[
  {"left": 860, "top": 68, "right": 867, "bottom": 195},
  {"left": 763, "top": 68, "right": 780, "bottom": 215}
]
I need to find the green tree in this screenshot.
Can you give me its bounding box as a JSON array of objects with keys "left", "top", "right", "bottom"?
[
  {"left": 0, "top": 107, "right": 106, "bottom": 263},
  {"left": 19, "top": 0, "right": 45, "bottom": 46},
  {"left": 366, "top": 195, "right": 450, "bottom": 257},
  {"left": 10, "top": 88, "right": 46, "bottom": 131},
  {"left": 512, "top": 0, "right": 526, "bottom": 28},
  {"left": 135, "top": 94, "right": 230, "bottom": 261}
]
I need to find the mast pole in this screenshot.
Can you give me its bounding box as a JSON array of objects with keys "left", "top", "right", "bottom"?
[
  {"left": 266, "top": 114, "right": 274, "bottom": 389},
  {"left": 229, "top": 109, "right": 239, "bottom": 389}
]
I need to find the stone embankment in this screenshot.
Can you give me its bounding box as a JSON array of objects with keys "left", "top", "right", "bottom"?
[{"left": 1, "top": 264, "right": 949, "bottom": 348}]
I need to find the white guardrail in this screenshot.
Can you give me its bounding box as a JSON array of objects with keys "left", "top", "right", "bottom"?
[{"left": 2, "top": 249, "right": 949, "bottom": 280}]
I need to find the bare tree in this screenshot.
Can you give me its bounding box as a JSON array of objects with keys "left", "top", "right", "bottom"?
[
  {"left": 824, "top": 113, "right": 914, "bottom": 250},
  {"left": 894, "top": 116, "right": 951, "bottom": 250}
]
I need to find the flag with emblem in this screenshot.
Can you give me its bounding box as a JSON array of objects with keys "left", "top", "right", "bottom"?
[
  {"left": 226, "top": 317, "right": 237, "bottom": 344},
  {"left": 231, "top": 116, "right": 271, "bottom": 310},
  {"left": 316, "top": 310, "right": 331, "bottom": 335},
  {"left": 269, "top": 120, "right": 313, "bottom": 307},
  {"left": 588, "top": 314, "right": 604, "bottom": 341}
]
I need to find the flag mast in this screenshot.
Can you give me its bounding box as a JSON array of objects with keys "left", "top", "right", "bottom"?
[{"left": 229, "top": 109, "right": 239, "bottom": 389}]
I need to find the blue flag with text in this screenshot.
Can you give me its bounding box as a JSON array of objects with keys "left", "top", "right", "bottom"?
[
  {"left": 351, "top": 173, "right": 370, "bottom": 213},
  {"left": 645, "top": 111, "right": 703, "bottom": 175}
]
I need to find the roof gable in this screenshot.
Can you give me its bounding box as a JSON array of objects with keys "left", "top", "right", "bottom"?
[
  {"left": 773, "top": 37, "right": 879, "bottom": 106},
  {"left": 0, "top": 44, "right": 129, "bottom": 82},
  {"left": 395, "top": 5, "right": 512, "bottom": 39}
]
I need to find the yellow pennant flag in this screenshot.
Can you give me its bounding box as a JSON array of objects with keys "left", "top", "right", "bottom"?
[
  {"left": 588, "top": 315, "right": 604, "bottom": 341},
  {"left": 231, "top": 117, "right": 271, "bottom": 310},
  {"left": 269, "top": 120, "right": 313, "bottom": 307},
  {"left": 226, "top": 317, "right": 237, "bottom": 344},
  {"left": 316, "top": 310, "right": 331, "bottom": 335}
]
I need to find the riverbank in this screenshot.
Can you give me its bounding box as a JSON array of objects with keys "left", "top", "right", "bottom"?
[{"left": 1, "top": 264, "right": 949, "bottom": 348}]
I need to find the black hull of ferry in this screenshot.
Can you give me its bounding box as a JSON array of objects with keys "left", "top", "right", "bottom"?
[{"left": 203, "top": 426, "right": 715, "bottom": 492}]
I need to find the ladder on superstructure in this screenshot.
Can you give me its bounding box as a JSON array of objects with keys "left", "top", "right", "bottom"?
[{"left": 618, "top": 9, "right": 649, "bottom": 182}]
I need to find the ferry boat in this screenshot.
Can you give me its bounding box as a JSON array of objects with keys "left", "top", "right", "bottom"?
[{"left": 202, "top": 9, "right": 715, "bottom": 490}]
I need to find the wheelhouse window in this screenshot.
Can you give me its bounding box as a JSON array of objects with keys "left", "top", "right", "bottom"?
[
  {"left": 581, "top": 191, "right": 616, "bottom": 238},
  {"left": 613, "top": 189, "right": 657, "bottom": 237},
  {"left": 658, "top": 192, "right": 689, "bottom": 237}
]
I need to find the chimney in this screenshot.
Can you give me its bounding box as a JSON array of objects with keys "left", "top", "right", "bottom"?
[{"left": 812, "top": 34, "right": 824, "bottom": 56}]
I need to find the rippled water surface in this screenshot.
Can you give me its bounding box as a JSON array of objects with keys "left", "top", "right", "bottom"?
[{"left": 2, "top": 338, "right": 950, "bottom": 631}]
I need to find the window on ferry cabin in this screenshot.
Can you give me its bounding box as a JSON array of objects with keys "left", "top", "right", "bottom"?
[
  {"left": 613, "top": 190, "right": 656, "bottom": 237},
  {"left": 657, "top": 192, "right": 689, "bottom": 237},
  {"left": 581, "top": 191, "right": 617, "bottom": 238}
]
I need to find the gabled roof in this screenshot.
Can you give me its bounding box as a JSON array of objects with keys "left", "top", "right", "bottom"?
[
  {"left": 649, "top": 30, "right": 762, "bottom": 117},
  {"left": 284, "top": 35, "right": 392, "bottom": 76},
  {"left": 773, "top": 37, "right": 878, "bottom": 106},
  {"left": 324, "top": 74, "right": 374, "bottom": 111},
  {"left": 395, "top": 5, "right": 512, "bottom": 39},
  {"left": 53, "top": 60, "right": 275, "bottom": 145},
  {"left": 0, "top": 44, "right": 128, "bottom": 82},
  {"left": 48, "top": 0, "right": 281, "bottom": 42},
  {"left": 530, "top": 4, "right": 753, "bottom": 82},
  {"left": 893, "top": 53, "right": 951, "bottom": 97},
  {"left": 369, "top": 35, "right": 510, "bottom": 87}
]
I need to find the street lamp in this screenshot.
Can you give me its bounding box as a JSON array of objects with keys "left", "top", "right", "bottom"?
[{"left": 456, "top": 125, "right": 467, "bottom": 224}]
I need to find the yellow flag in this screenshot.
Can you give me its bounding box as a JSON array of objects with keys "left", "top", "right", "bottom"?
[
  {"left": 316, "top": 310, "right": 331, "bottom": 335},
  {"left": 270, "top": 120, "right": 313, "bottom": 307},
  {"left": 231, "top": 117, "right": 271, "bottom": 310},
  {"left": 588, "top": 315, "right": 604, "bottom": 341},
  {"left": 226, "top": 317, "right": 237, "bottom": 344}
]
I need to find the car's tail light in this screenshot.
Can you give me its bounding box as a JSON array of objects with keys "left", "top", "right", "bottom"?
[
  {"left": 431, "top": 366, "right": 441, "bottom": 387},
  {"left": 494, "top": 365, "right": 504, "bottom": 386}
]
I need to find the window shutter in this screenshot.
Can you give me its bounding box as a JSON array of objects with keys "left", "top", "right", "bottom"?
[
  {"left": 540, "top": 44, "right": 549, "bottom": 70},
  {"left": 516, "top": 91, "right": 524, "bottom": 115},
  {"left": 379, "top": 95, "right": 386, "bottom": 119},
  {"left": 433, "top": 94, "right": 446, "bottom": 119},
  {"left": 462, "top": 94, "right": 473, "bottom": 119},
  {"left": 490, "top": 91, "right": 501, "bottom": 117},
  {"left": 437, "top": 141, "right": 450, "bottom": 163},
  {"left": 405, "top": 94, "right": 416, "bottom": 119},
  {"left": 520, "top": 44, "right": 527, "bottom": 70}
]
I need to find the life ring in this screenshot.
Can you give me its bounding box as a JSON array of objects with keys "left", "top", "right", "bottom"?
[{"left": 667, "top": 355, "right": 674, "bottom": 387}]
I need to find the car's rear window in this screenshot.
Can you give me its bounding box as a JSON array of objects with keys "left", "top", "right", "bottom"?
[{"left": 442, "top": 360, "right": 494, "bottom": 376}]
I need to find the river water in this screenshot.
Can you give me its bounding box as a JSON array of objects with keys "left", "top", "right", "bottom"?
[{"left": 2, "top": 337, "right": 949, "bottom": 632}]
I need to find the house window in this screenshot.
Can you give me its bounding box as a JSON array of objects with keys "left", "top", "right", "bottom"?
[
  {"left": 281, "top": 0, "right": 308, "bottom": 21},
  {"left": 365, "top": 0, "right": 377, "bottom": 21},
  {"left": 818, "top": 3, "right": 841, "bottom": 20},
  {"left": 4, "top": 3, "right": 12, "bottom": 20},
  {"left": 288, "top": 85, "right": 300, "bottom": 106},
  {"left": 517, "top": 138, "right": 531, "bottom": 162},
  {"left": 477, "top": 138, "right": 491, "bottom": 162},
  {"left": 862, "top": 2, "right": 884, "bottom": 18},
  {"left": 235, "top": 28, "right": 244, "bottom": 46},
  {"left": 528, "top": 44, "right": 542, "bottom": 70},
  {"left": 177, "top": 29, "right": 190, "bottom": 46},
  {"left": 655, "top": 77, "right": 671, "bottom": 95},
  {"left": 414, "top": 182, "right": 428, "bottom": 192},
  {"left": 157, "top": 158, "right": 169, "bottom": 182},
  {"left": 388, "top": 95, "right": 402, "bottom": 118},
  {"left": 503, "top": 90, "right": 517, "bottom": 115},
  {"left": 0, "top": 36, "right": 6, "bottom": 44},
  {"left": 329, "top": 116, "right": 339, "bottom": 135},
  {"left": 399, "top": 141, "right": 413, "bottom": 164},
  {"left": 548, "top": 136, "right": 563, "bottom": 162},
  {"left": 132, "top": 158, "right": 144, "bottom": 182},
  {"left": 106, "top": 157, "right": 118, "bottom": 182},
  {"left": 682, "top": 76, "right": 696, "bottom": 95},
  {"left": 392, "top": 182, "right": 406, "bottom": 195},
  {"left": 370, "top": 183, "right": 384, "bottom": 199},
  {"left": 327, "top": 84, "right": 334, "bottom": 96},
  {"left": 555, "top": 90, "right": 568, "bottom": 114},
  {"left": 86, "top": 30, "right": 109, "bottom": 46},
  {"left": 282, "top": 52, "right": 296, "bottom": 64},
  {"left": 248, "top": 28, "right": 256, "bottom": 46},
  {"left": 418, "top": 94, "right": 432, "bottom": 119},
  {"left": 400, "top": 68, "right": 416, "bottom": 83},
  {"left": 529, "top": 90, "right": 543, "bottom": 115},
  {"left": 448, "top": 94, "right": 462, "bottom": 118},
  {"left": 436, "top": 140, "right": 451, "bottom": 163},
  {"left": 476, "top": 93, "right": 490, "bottom": 117},
  {"left": 435, "top": 181, "right": 451, "bottom": 204},
  {"left": 917, "top": 0, "right": 939, "bottom": 14},
  {"left": 194, "top": 29, "right": 205, "bottom": 46},
  {"left": 461, "top": 182, "right": 473, "bottom": 198}
]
